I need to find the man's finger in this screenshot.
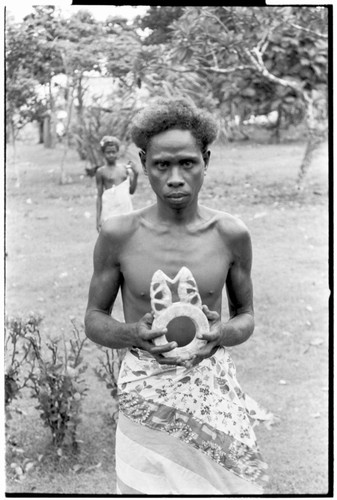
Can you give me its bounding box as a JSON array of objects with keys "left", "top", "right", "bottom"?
[
  {"left": 196, "top": 331, "right": 216, "bottom": 341},
  {"left": 202, "top": 305, "right": 220, "bottom": 321},
  {"left": 155, "top": 354, "right": 186, "bottom": 366},
  {"left": 150, "top": 340, "right": 177, "bottom": 353},
  {"left": 141, "top": 327, "right": 168, "bottom": 340},
  {"left": 142, "top": 312, "right": 154, "bottom": 324}
]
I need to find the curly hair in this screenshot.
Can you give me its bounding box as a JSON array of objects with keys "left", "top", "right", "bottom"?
[
  {"left": 100, "top": 136, "right": 121, "bottom": 152},
  {"left": 131, "top": 98, "right": 219, "bottom": 152}
]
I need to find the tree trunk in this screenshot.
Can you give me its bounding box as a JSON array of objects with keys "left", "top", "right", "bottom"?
[
  {"left": 240, "top": 47, "right": 327, "bottom": 190},
  {"left": 273, "top": 105, "right": 282, "bottom": 144},
  {"left": 10, "top": 119, "right": 20, "bottom": 188},
  {"left": 296, "top": 90, "right": 328, "bottom": 190},
  {"left": 43, "top": 115, "right": 52, "bottom": 147},
  {"left": 38, "top": 120, "right": 44, "bottom": 144},
  {"left": 59, "top": 84, "right": 75, "bottom": 184},
  {"left": 44, "top": 80, "right": 57, "bottom": 149},
  {"left": 296, "top": 138, "right": 319, "bottom": 189}
]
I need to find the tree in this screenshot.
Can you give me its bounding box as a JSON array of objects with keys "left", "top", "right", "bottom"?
[
  {"left": 6, "top": 6, "right": 67, "bottom": 149},
  {"left": 20, "top": 6, "right": 65, "bottom": 148},
  {"left": 5, "top": 17, "right": 48, "bottom": 186},
  {"left": 60, "top": 14, "right": 148, "bottom": 170},
  {"left": 6, "top": 7, "right": 112, "bottom": 181},
  {"left": 137, "top": 6, "right": 184, "bottom": 45},
  {"left": 55, "top": 10, "right": 105, "bottom": 182},
  {"left": 167, "top": 6, "right": 328, "bottom": 188}
]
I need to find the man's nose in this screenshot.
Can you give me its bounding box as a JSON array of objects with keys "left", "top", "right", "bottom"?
[{"left": 167, "top": 167, "right": 185, "bottom": 187}]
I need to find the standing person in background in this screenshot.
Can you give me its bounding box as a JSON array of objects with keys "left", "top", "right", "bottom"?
[
  {"left": 95, "top": 136, "right": 138, "bottom": 232},
  {"left": 85, "top": 99, "right": 274, "bottom": 494}
]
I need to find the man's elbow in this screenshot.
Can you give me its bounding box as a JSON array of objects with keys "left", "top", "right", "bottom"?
[
  {"left": 247, "top": 307, "right": 254, "bottom": 323},
  {"left": 248, "top": 316, "right": 255, "bottom": 337},
  {"left": 244, "top": 311, "right": 255, "bottom": 340},
  {"left": 84, "top": 309, "right": 95, "bottom": 341}
]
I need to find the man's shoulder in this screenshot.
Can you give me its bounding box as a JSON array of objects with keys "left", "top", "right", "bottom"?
[
  {"left": 95, "top": 165, "right": 105, "bottom": 177},
  {"left": 203, "top": 206, "right": 250, "bottom": 239},
  {"left": 99, "top": 208, "right": 146, "bottom": 241},
  {"left": 205, "top": 208, "right": 252, "bottom": 261}
]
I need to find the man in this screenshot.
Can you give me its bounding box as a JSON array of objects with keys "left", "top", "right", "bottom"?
[
  {"left": 95, "top": 136, "right": 138, "bottom": 232},
  {"left": 85, "top": 98, "right": 272, "bottom": 494}
]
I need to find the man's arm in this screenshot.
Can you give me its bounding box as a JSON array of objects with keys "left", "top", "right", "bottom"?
[
  {"left": 85, "top": 227, "right": 137, "bottom": 348},
  {"left": 85, "top": 221, "right": 181, "bottom": 359},
  {"left": 221, "top": 225, "right": 254, "bottom": 346},
  {"left": 95, "top": 170, "right": 104, "bottom": 231},
  {"left": 199, "top": 220, "right": 254, "bottom": 351},
  {"left": 126, "top": 161, "right": 139, "bottom": 195}
]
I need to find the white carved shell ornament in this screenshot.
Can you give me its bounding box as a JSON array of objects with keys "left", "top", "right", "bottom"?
[{"left": 150, "top": 267, "right": 209, "bottom": 361}]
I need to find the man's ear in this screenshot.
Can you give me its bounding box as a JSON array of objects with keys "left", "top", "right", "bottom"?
[
  {"left": 139, "top": 150, "right": 147, "bottom": 175},
  {"left": 203, "top": 150, "right": 211, "bottom": 173}
]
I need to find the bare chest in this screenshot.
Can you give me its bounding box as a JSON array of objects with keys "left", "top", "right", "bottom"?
[
  {"left": 102, "top": 167, "right": 127, "bottom": 188},
  {"left": 120, "top": 225, "right": 231, "bottom": 305}
]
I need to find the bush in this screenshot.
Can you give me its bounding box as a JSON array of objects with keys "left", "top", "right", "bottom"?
[
  {"left": 94, "top": 348, "right": 126, "bottom": 425},
  {"left": 5, "top": 313, "right": 43, "bottom": 418},
  {"left": 71, "top": 91, "right": 140, "bottom": 170},
  {"left": 5, "top": 314, "right": 89, "bottom": 452},
  {"left": 28, "top": 320, "right": 89, "bottom": 451}
]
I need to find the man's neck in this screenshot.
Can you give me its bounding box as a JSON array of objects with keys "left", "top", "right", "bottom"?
[{"left": 155, "top": 200, "right": 201, "bottom": 225}]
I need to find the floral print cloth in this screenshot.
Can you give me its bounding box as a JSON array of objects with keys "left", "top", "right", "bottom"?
[{"left": 118, "top": 345, "right": 273, "bottom": 490}]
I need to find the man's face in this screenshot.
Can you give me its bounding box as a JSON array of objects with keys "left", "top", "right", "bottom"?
[
  {"left": 103, "top": 144, "right": 118, "bottom": 164},
  {"left": 141, "top": 129, "right": 210, "bottom": 210}
]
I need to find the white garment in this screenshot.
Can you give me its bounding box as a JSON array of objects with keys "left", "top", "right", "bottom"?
[{"left": 100, "top": 177, "right": 133, "bottom": 224}]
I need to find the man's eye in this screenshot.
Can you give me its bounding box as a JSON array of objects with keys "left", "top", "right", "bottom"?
[
  {"left": 182, "top": 160, "right": 193, "bottom": 168},
  {"left": 156, "top": 162, "right": 168, "bottom": 170}
]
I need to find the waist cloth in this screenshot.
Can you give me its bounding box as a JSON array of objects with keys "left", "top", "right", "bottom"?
[
  {"left": 115, "top": 345, "right": 274, "bottom": 495},
  {"left": 101, "top": 177, "right": 133, "bottom": 224}
]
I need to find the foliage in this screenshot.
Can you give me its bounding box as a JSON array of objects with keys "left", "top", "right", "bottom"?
[
  {"left": 94, "top": 348, "right": 126, "bottom": 425},
  {"left": 101, "top": 16, "right": 144, "bottom": 91},
  {"left": 6, "top": 7, "right": 64, "bottom": 148},
  {"left": 6, "top": 5, "right": 328, "bottom": 183},
  {"left": 168, "top": 6, "right": 328, "bottom": 122},
  {"left": 27, "top": 320, "right": 89, "bottom": 450},
  {"left": 72, "top": 88, "right": 141, "bottom": 170},
  {"left": 21, "top": 6, "right": 64, "bottom": 84},
  {"left": 6, "top": 7, "right": 107, "bottom": 150},
  {"left": 138, "top": 6, "right": 184, "bottom": 45},
  {"left": 54, "top": 10, "right": 107, "bottom": 179},
  {"left": 156, "top": 5, "right": 329, "bottom": 182},
  {"left": 5, "top": 313, "right": 43, "bottom": 415},
  {"left": 4, "top": 314, "right": 90, "bottom": 451},
  {"left": 58, "top": 10, "right": 103, "bottom": 73},
  {"left": 5, "top": 20, "right": 47, "bottom": 141}
]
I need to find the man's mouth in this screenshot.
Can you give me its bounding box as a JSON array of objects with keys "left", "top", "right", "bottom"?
[{"left": 167, "top": 192, "right": 188, "bottom": 199}]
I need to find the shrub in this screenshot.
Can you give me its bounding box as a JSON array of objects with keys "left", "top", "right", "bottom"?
[
  {"left": 94, "top": 348, "right": 126, "bottom": 425},
  {"left": 5, "top": 313, "right": 43, "bottom": 418},
  {"left": 71, "top": 91, "right": 140, "bottom": 170},
  {"left": 27, "top": 319, "right": 89, "bottom": 451}
]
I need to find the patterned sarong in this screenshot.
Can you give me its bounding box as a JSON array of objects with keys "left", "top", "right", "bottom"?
[
  {"left": 101, "top": 177, "right": 133, "bottom": 224},
  {"left": 116, "top": 346, "right": 273, "bottom": 495}
]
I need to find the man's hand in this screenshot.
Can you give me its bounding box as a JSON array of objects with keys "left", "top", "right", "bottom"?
[
  {"left": 127, "top": 160, "right": 138, "bottom": 173},
  {"left": 135, "top": 312, "right": 186, "bottom": 366},
  {"left": 184, "top": 305, "right": 222, "bottom": 367},
  {"left": 126, "top": 161, "right": 138, "bottom": 178},
  {"left": 200, "top": 305, "right": 222, "bottom": 342}
]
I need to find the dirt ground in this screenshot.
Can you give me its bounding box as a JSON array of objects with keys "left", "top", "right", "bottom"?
[{"left": 4, "top": 134, "right": 330, "bottom": 495}]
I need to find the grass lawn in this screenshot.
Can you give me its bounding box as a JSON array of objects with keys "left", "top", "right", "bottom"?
[{"left": 5, "top": 133, "right": 330, "bottom": 495}]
